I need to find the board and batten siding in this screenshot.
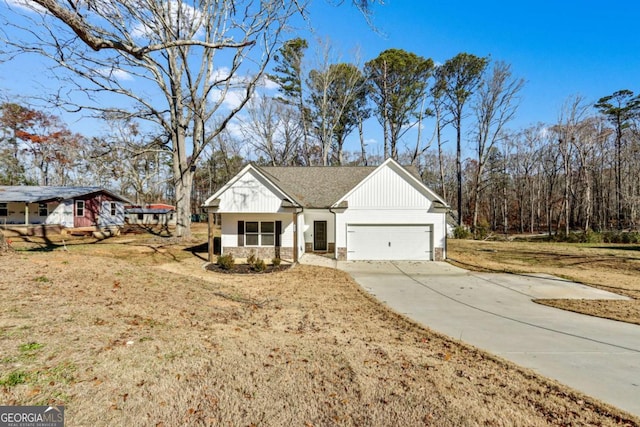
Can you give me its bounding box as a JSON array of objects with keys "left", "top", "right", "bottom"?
[
  {"left": 345, "top": 163, "right": 431, "bottom": 209},
  {"left": 335, "top": 163, "right": 447, "bottom": 260},
  {"left": 216, "top": 170, "right": 285, "bottom": 213}
]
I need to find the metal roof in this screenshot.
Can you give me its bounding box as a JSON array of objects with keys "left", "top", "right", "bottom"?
[
  {"left": 0, "top": 186, "right": 132, "bottom": 204},
  {"left": 125, "top": 208, "right": 174, "bottom": 214}
]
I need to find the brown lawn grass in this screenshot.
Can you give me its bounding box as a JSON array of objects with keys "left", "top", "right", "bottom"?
[
  {"left": 448, "top": 239, "right": 640, "bottom": 325},
  {"left": 0, "top": 230, "right": 638, "bottom": 426}
]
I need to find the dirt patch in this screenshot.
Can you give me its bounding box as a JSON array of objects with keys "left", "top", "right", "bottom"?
[
  {"left": 448, "top": 239, "right": 640, "bottom": 325},
  {"left": 1, "top": 241, "right": 638, "bottom": 425}
]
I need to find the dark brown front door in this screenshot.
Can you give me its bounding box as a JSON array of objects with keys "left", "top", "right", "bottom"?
[{"left": 314, "top": 221, "right": 327, "bottom": 251}]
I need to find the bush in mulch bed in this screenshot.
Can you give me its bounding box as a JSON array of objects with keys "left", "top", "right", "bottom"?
[
  {"left": 205, "top": 262, "right": 291, "bottom": 274},
  {"left": 208, "top": 253, "right": 290, "bottom": 274}
]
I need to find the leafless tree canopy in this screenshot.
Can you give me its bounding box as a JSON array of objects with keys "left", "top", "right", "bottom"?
[{"left": 3, "top": 0, "right": 304, "bottom": 237}]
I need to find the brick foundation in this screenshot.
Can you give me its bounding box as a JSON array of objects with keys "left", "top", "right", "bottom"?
[
  {"left": 223, "top": 246, "right": 294, "bottom": 261},
  {"left": 434, "top": 247, "right": 445, "bottom": 261}
]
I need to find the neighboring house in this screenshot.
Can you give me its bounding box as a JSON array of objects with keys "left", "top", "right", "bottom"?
[
  {"left": 0, "top": 186, "right": 130, "bottom": 229},
  {"left": 203, "top": 158, "right": 449, "bottom": 262},
  {"left": 125, "top": 204, "right": 177, "bottom": 227}
]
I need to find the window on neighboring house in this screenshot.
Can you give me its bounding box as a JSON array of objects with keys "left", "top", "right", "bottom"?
[
  {"left": 137, "top": 213, "right": 144, "bottom": 221},
  {"left": 38, "top": 203, "right": 48, "bottom": 217},
  {"left": 153, "top": 214, "right": 159, "bottom": 221},
  {"left": 245, "top": 221, "right": 275, "bottom": 246},
  {"left": 76, "top": 200, "right": 84, "bottom": 217},
  {"left": 110, "top": 202, "right": 117, "bottom": 216},
  {"left": 0, "top": 203, "right": 7, "bottom": 217}
]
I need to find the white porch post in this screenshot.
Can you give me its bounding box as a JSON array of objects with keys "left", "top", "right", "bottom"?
[{"left": 24, "top": 203, "right": 29, "bottom": 225}]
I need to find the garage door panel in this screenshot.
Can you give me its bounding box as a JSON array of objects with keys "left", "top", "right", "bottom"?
[{"left": 347, "top": 224, "right": 432, "bottom": 261}]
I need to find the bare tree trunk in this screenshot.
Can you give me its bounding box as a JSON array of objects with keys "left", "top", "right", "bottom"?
[
  {"left": 358, "top": 116, "right": 367, "bottom": 166},
  {"left": 0, "top": 231, "right": 12, "bottom": 254}
]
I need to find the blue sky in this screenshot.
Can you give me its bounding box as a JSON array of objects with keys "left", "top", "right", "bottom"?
[
  {"left": 304, "top": 0, "right": 640, "bottom": 125},
  {"left": 1, "top": 0, "right": 639, "bottom": 156},
  {"left": 290, "top": 0, "right": 640, "bottom": 154}
]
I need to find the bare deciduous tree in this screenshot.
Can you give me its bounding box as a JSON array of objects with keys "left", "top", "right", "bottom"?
[
  {"left": 470, "top": 61, "right": 524, "bottom": 232},
  {"left": 240, "top": 95, "right": 302, "bottom": 166},
  {"left": 3, "top": 0, "right": 303, "bottom": 237}
]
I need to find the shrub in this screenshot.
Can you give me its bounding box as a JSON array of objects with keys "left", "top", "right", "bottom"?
[
  {"left": 474, "top": 226, "right": 489, "bottom": 240},
  {"left": 603, "top": 231, "right": 619, "bottom": 243},
  {"left": 247, "top": 251, "right": 257, "bottom": 267},
  {"left": 272, "top": 257, "right": 281, "bottom": 268},
  {"left": 453, "top": 226, "right": 471, "bottom": 239},
  {"left": 583, "top": 230, "right": 603, "bottom": 243},
  {"left": 251, "top": 257, "right": 266, "bottom": 272},
  {"left": 216, "top": 253, "right": 235, "bottom": 270}
]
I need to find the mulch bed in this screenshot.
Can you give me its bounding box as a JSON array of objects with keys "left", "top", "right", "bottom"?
[{"left": 205, "top": 263, "right": 291, "bottom": 274}]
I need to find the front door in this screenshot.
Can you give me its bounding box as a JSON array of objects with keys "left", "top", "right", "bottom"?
[{"left": 314, "top": 221, "right": 327, "bottom": 251}]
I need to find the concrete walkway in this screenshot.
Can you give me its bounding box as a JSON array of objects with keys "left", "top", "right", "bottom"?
[{"left": 337, "top": 261, "right": 640, "bottom": 417}]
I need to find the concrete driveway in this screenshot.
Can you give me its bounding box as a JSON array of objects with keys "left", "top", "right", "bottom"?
[{"left": 338, "top": 261, "right": 640, "bottom": 417}]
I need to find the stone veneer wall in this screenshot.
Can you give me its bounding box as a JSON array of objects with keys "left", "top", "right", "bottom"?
[
  {"left": 434, "top": 247, "right": 444, "bottom": 261},
  {"left": 223, "top": 246, "right": 293, "bottom": 261},
  {"left": 337, "top": 247, "right": 347, "bottom": 261},
  {"left": 304, "top": 242, "right": 336, "bottom": 256}
]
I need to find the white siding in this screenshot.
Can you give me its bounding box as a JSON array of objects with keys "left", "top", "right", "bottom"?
[
  {"left": 98, "top": 201, "right": 125, "bottom": 226},
  {"left": 217, "top": 170, "right": 285, "bottom": 213},
  {"left": 302, "top": 210, "right": 334, "bottom": 247},
  {"left": 1, "top": 201, "right": 64, "bottom": 225},
  {"left": 335, "top": 162, "right": 447, "bottom": 260},
  {"left": 221, "top": 213, "right": 294, "bottom": 250},
  {"left": 347, "top": 163, "right": 431, "bottom": 210},
  {"left": 46, "top": 201, "right": 73, "bottom": 227}
]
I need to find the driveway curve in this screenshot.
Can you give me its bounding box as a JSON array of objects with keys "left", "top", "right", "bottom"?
[{"left": 338, "top": 261, "right": 640, "bottom": 417}]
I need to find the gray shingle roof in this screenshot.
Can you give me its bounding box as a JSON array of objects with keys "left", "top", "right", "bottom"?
[
  {"left": 0, "top": 186, "right": 131, "bottom": 203},
  {"left": 257, "top": 166, "right": 377, "bottom": 208}
]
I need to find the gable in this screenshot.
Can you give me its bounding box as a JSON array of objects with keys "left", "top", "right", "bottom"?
[
  {"left": 215, "top": 169, "right": 287, "bottom": 213},
  {"left": 343, "top": 161, "right": 434, "bottom": 209}
]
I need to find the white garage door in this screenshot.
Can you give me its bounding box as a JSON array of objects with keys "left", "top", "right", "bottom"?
[{"left": 347, "top": 224, "right": 432, "bottom": 261}]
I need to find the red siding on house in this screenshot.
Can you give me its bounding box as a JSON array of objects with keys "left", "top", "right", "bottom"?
[{"left": 73, "top": 193, "right": 117, "bottom": 228}]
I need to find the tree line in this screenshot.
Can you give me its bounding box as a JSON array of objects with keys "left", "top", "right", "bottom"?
[
  {"left": 3, "top": 53, "right": 639, "bottom": 236},
  {"left": 6, "top": 0, "right": 637, "bottom": 237}
]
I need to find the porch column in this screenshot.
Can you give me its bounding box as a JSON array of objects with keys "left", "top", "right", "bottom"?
[
  {"left": 207, "top": 210, "right": 215, "bottom": 263},
  {"left": 293, "top": 212, "right": 298, "bottom": 263},
  {"left": 24, "top": 203, "right": 29, "bottom": 225}
]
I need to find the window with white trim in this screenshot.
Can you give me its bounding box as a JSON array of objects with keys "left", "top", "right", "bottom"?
[
  {"left": 0, "top": 203, "right": 7, "bottom": 217},
  {"left": 38, "top": 203, "right": 48, "bottom": 217},
  {"left": 245, "top": 221, "right": 275, "bottom": 246},
  {"left": 76, "top": 200, "right": 84, "bottom": 217},
  {"left": 110, "top": 202, "right": 117, "bottom": 216}
]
